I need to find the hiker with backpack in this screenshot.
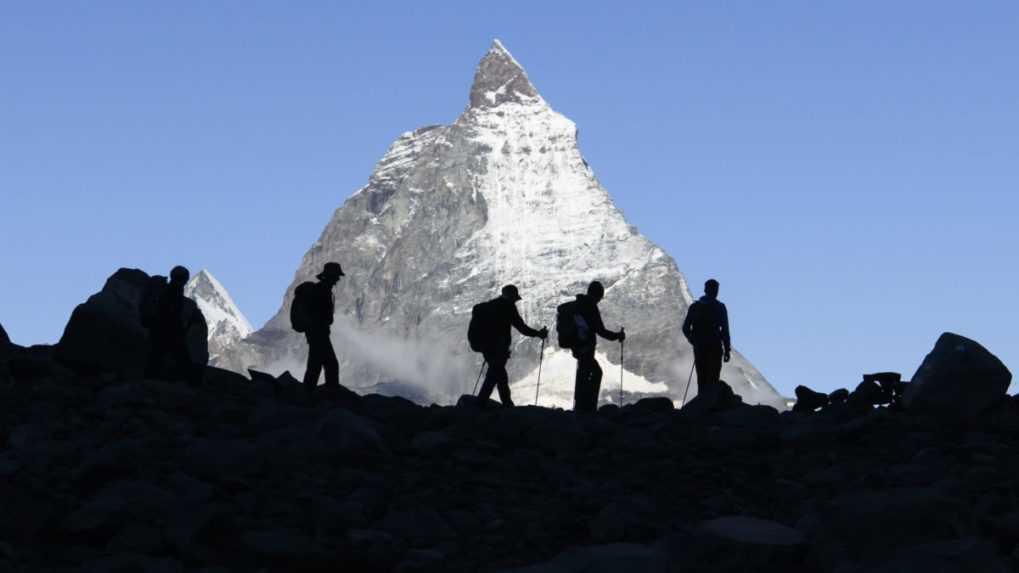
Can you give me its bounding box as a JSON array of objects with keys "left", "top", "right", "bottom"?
[
  {"left": 291, "top": 262, "right": 345, "bottom": 391},
  {"left": 681, "top": 279, "right": 731, "bottom": 410},
  {"left": 557, "top": 281, "right": 625, "bottom": 413},
  {"left": 468, "top": 285, "right": 548, "bottom": 407},
  {"left": 142, "top": 265, "right": 207, "bottom": 385}
]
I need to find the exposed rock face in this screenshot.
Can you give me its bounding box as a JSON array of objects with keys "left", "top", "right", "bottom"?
[
  {"left": 0, "top": 322, "right": 9, "bottom": 348},
  {"left": 904, "top": 332, "right": 1011, "bottom": 419},
  {"left": 54, "top": 268, "right": 209, "bottom": 376},
  {"left": 221, "top": 40, "right": 782, "bottom": 409},
  {"left": 184, "top": 270, "right": 253, "bottom": 366}
]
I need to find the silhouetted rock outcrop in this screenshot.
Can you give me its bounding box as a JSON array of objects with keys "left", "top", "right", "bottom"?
[
  {"left": 0, "top": 322, "right": 9, "bottom": 348},
  {"left": 54, "top": 268, "right": 208, "bottom": 377},
  {"left": 904, "top": 332, "right": 1012, "bottom": 419}
]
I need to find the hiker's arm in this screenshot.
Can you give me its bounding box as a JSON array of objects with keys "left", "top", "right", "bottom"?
[
  {"left": 721, "top": 304, "right": 731, "bottom": 355},
  {"left": 511, "top": 307, "right": 542, "bottom": 338},
  {"left": 681, "top": 304, "right": 695, "bottom": 344},
  {"left": 593, "top": 309, "right": 621, "bottom": 341}
]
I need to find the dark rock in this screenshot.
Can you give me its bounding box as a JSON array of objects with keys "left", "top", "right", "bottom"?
[
  {"left": 828, "top": 388, "right": 850, "bottom": 403},
  {"left": 628, "top": 397, "right": 674, "bottom": 415},
  {"left": 55, "top": 268, "right": 209, "bottom": 376},
  {"left": 904, "top": 332, "right": 1012, "bottom": 419},
  {"left": 852, "top": 379, "right": 888, "bottom": 407},
  {"left": 660, "top": 516, "right": 806, "bottom": 571},
  {"left": 499, "top": 543, "right": 667, "bottom": 573},
  {"left": 0, "top": 322, "right": 9, "bottom": 348},
  {"left": 378, "top": 507, "right": 455, "bottom": 548},
  {"left": 697, "top": 515, "right": 803, "bottom": 546},
  {"left": 793, "top": 385, "right": 829, "bottom": 413},
  {"left": 864, "top": 371, "right": 902, "bottom": 390},
  {"left": 810, "top": 488, "right": 975, "bottom": 570},
  {"left": 89, "top": 554, "right": 183, "bottom": 573},
  {"left": 316, "top": 408, "right": 390, "bottom": 457},
  {"left": 716, "top": 403, "right": 781, "bottom": 430},
  {"left": 862, "top": 538, "right": 1011, "bottom": 573},
  {"left": 590, "top": 496, "right": 656, "bottom": 542},
  {"left": 240, "top": 528, "right": 328, "bottom": 566},
  {"left": 346, "top": 529, "right": 407, "bottom": 570}
]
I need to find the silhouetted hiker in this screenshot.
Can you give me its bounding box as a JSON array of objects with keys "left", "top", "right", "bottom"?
[
  {"left": 557, "top": 281, "right": 625, "bottom": 413},
  {"left": 142, "top": 266, "right": 205, "bottom": 385},
  {"left": 682, "top": 279, "right": 731, "bottom": 408},
  {"left": 468, "top": 285, "right": 548, "bottom": 406},
  {"left": 291, "top": 262, "right": 345, "bottom": 391}
]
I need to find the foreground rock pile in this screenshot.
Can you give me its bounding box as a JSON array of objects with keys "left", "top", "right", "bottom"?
[{"left": 1, "top": 334, "right": 1017, "bottom": 572}]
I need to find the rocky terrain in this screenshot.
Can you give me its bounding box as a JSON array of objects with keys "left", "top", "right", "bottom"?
[{"left": 2, "top": 316, "right": 1017, "bottom": 572}]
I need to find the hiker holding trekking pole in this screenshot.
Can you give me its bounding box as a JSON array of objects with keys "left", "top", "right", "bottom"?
[
  {"left": 467, "top": 285, "right": 548, "bottom": 407},
  {"left": 557, "top": 281, "right": 625, "bottom": 414}
]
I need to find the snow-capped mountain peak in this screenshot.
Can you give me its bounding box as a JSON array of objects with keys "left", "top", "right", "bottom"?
[
  {"left": 469, "top": 39, "right": 544, "bottom": 110},
  {"left": 219, "top": 40, "right": 785, "bottom": 409},
  {"left": 184, "top": 269, "right": 253, "bottom": 365}
]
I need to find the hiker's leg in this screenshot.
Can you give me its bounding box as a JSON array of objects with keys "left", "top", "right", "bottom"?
[
  {"left": 477, "top": 353, "right": 502, "bottom": 402},
  {"left": 589, "top": 358, "right": 603, "bottom": 410},
  {"left": 303, "top": 333, "right": 324, "bottom": 390},
  {"left": 322, "top": 336, "right": 339, "bottom": 387},
  {"left": 707, "top": 347, "right": 723, "bottom": 386},
  {"left": 573, "top": 359, "right": 586, "bottom": 411},
  {"left": 494, "top": 357, "right": 513, "bottom": 406},
  {"left": 575, "top": 354, "right": 597, "bottom": 413},
  {"left": 694, "top": 344, "right": 722, "bottom": 406}
]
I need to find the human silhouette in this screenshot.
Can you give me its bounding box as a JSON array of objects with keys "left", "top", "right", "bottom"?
[
  {"left": 681, "top": 279, "right": 731, "bottom": 408},
  {"left": 292, "top": 262, "right": 345, "bottom": 391},
  {"left": 143, "top": 265, "right": 205, "bottom": 385},
  {"left": 473, "top": 285, "right": 547, "bottom": 406},
  {"left": 566, "top": 281, "right": 624, "bottom": 413}
]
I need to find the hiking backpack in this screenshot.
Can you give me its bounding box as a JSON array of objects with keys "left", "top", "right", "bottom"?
[
  {"left": 290, "top": 281, "right": 317, "bottom": 333},
  {"left": 467, "top": 300, "right": 499, "bottom": 353},
  {"left": 554, "top": 299, "right": 586, "bottom": 348}
]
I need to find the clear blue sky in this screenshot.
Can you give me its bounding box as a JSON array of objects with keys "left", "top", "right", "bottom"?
[{"left": 2, "top": 2, "right": 1016, "bottom": 396}]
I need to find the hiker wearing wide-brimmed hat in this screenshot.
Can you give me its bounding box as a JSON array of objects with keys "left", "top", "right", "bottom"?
[
  {"left": 467, "top": 284, "right": 548, "bottom": 407},
  {"left": 291, "top": 262, "right": 345, "bottom": 390}
]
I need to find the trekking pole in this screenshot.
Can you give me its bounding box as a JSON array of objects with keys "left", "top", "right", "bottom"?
[
  {"left": 534, "top": 336, "right": 546, "bottom": 406},
  {"left": 619, "top": 336, "right": 625, "bottom": 405},
  {"left": 681, "top": 360, "right": 696, "bottom": 406},
  {"left": 472, "top": 360, "right": 487, "bottom": 396}
]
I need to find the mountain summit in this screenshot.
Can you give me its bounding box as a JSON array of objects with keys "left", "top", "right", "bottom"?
[
  {"left": 469, "top": 39, "right": 542, "bottom": 109},
  {"left": 184, "top": 270, "right": 253, "bottom": 365},
  {"left": 220, "top": 41, "right": 784, "bottom": 408}
]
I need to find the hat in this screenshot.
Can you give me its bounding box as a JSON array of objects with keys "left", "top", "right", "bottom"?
[
  {"left": 317, "top": 262, "right": 345, "bottom": 281},
  {"left": 501, "top": 284, "right": 522, "bottom": 302}
]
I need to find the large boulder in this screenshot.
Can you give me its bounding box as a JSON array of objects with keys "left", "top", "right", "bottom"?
[
  {"left": 55, "top": 268, "right": 208, "bottom": 377},
  {"left": 903, "top": 332, "right": 1012, "bottom": 419}
]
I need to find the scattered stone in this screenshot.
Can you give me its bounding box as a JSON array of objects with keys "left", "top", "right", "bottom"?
[{"left": 793, "top": 385, "right": 829, "bottom": 413}]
